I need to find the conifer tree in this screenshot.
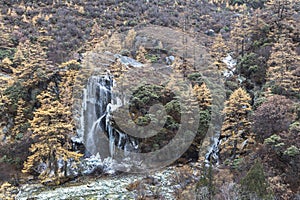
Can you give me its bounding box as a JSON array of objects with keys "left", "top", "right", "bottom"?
[
  {"left": 87, "top": 19, "right": 103, "bottom": 48},
  {"left": 136, "top": 46, "right": 147, "bottom": 63},
  {"left": 219, "top": 88, "right": 254, "bottom": 161},
  {"left": 266, "top": 37, "right": 300, "bottom": 97},
  {"left": 0, "top": 20, "right": 13, "bottom": 48},
  {"left": 13, "top": 39, "right": 53, "bottom": 88},
  {"left": 11, "top": 98, "right": 30, "bottom": 140},
  {"left": 22, "top": 83, "right": 82, "bottom": 185},
  {"left": 13, "top": 44, "right": 25, "bottom": 66},
  {"left": 0, "top": 93, "right": 12, "bottom": 138},
  {"left": 210, "top": 33, "right": 229, "bottom": 71},
  {"left": 230, "top": 14, "right": 253, "bottom": 58},
  {"left": 265, "top": 0, "right": 298, "bottom": 44},
  {"left": 193, "top": 83, "right": 212, "bottom": 110},
  {"left": 58, "top": 60, "right": 81, "bottom": 125}
]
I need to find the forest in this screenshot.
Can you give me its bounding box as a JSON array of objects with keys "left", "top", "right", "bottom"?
[{"left": 0, "top": 0, "right": 299, "bottom": 199}]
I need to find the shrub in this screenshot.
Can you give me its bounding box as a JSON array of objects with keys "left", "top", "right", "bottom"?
[{"left": 253, "top": 95, "right": 294, "bottom": 142}]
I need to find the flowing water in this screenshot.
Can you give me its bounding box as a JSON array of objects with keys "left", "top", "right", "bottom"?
[{"left": 79, "top": 74, "right": 138, "bottom": 166}]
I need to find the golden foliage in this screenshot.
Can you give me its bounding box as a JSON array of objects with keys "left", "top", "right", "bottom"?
[
  {"left": 220, "top": 88, "right": 254, "bottom": 160},
  {"left": 11, "top": 98, "right": 29, "bottom": 140},
  {"left": 22, "top": 80, "right": 82, "bottom": 184},
  {"left": 210, "top": 33, "right": 229, "bottom": 71},
  {"left": 0, "top": 182, "right": 17, "bottom": 200},
  {"left": 12, "top": 39, "right": 53, "bottom": 88},
  {"left": 136, "top": 46, "right": 147, "bottom": 63},
  {"left": 193, "top": 83, "right": 212, "bottom": 110},
  {"left": 125, "top": 29, "right": 136, "bottom": 48},
  {"left": 266, "top": 36, "right": 300, "bottom": 96}
]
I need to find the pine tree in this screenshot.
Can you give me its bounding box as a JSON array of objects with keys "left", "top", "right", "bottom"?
[
  {"left": 22, "top": 83, "right": 82, "bottom": 185},
  {"left": 219, "top": 88, "right": 254, "bottom": 161},
  {"left": 241, "top": 160, "right": 270, "bottom": 199}
]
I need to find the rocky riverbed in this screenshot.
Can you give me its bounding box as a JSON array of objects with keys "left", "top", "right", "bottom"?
[{"left": 16, "top": 164, "right": 201, "bottom": 200}]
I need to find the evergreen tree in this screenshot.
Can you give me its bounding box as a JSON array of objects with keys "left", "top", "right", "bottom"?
[
  {"left": 241, "top": 160, "right": 271, "bottom": 199},
  {"left": 219, "top": 88, "right": 254, "bottom": 161}
]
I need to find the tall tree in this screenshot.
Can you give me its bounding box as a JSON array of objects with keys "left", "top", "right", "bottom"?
[
  {"left": 11, "top": 98, "right": 30, "bottom": 140},
  {"left": 210, "top": 33, "right": 229, "bottom": 71},
  {"left": 13, "top": 40, "right": 53, "bottom": 87},
  {"left": 266, "top": 36, "right": 300, "bottom": 97},
  {"left": 22, "top": 83, "right": 82, "bottom": 185},
  {"left": 219, "top": 88, "right": 254, "bottom": 161},
  {"left": 230, "top": 14, "right": 253, "bottom": 58},
  {"left": 193, "top": 82, "right": 212, "bottom": 110},
  {"left": 266, "top": 0, "right": 297, "bottom": 39}
]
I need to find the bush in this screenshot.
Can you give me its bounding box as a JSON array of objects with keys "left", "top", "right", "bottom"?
[{"left": 253, "top": 95, "right": 294, "bottom": 142}]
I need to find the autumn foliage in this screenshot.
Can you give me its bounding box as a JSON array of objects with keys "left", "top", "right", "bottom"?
[{"left": 219, "top": 88, "right": 254, "bottom": 161}]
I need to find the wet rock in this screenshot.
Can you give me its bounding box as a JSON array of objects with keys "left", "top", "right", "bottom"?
[
  {"left": 16, "top": 167, "right": 183, "bottom": 200},
  {"left": 80, "top": 153, "right": 104, "bottom": 175},
  {"left": 205, "top": 29, "right": 215, "bottom": 36},
  {"left": 114, "top": 54, "right": 143, "bottom": 68},
  {"left": 165, "top": 55, "right": 175, "bottom": 65}
]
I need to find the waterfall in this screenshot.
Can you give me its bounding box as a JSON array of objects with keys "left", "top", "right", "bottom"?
[
  {"left": 80, "top": 74, "right": 138, "bottom": 162},
  {"left": 202, "top": 54, "right": 236, "bottom": 166},
  {"left": 204, "top": 132, "right": 220, "bottom": 166}
]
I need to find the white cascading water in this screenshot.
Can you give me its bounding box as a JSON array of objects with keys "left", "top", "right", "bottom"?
[{"left": 80, "top": 74, "right": 138, "bottom": 164}]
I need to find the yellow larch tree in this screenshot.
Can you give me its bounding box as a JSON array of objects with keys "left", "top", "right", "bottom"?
[
  {"left": 11, "top": 98, "right": 30, "bottom": 140},
  {"left": 219, "top": 88, "right": 254, "bottom": 161},
  {"left": 22, "top": 82, "right": 82, "bottom": 185},
  {"left": 136, "top": 46, "right": 147, "bottom": 63},
  {"left": 13, "top": 39, "right": 53, "bottom": 88},
  {"left": 58, "top": 60, "right": 81, "bottom": 123},
  {"left": 193, "top": 82, "right": 212, "bottom": 110},
  {"left": 230, "top": 14, "right": 253, "bottom": 58},
  {"left": 210, "top": 33, "right": 229, "bottom": 71},
  {"left": 266, "top": 36, "right": 300, "bottom": 97}
]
